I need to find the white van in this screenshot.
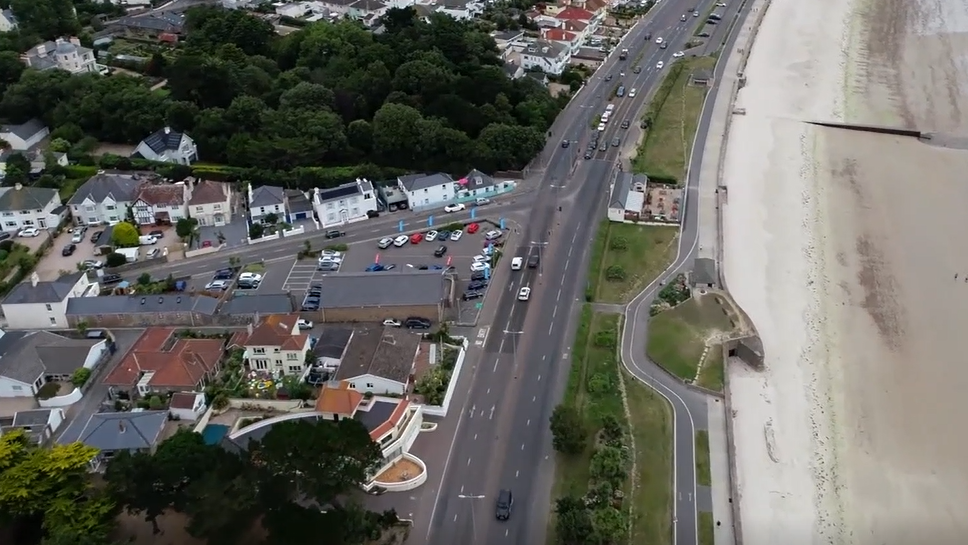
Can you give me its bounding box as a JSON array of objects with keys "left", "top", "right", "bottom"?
[
  {"left": 511, "top": 257, "right": 523, "bottom": 270},
  {"left": 605, "top": 104, "right": 615, "bottom": 112}
]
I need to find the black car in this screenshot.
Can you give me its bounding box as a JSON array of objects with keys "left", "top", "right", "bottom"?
[
  {"left": 470, "top": 271, "right": 487, "bottom": 281},
  {"left": 405, "top": 317, "right": 432, "bottom": 329},
  {"left": 462, "top": 290, "right": 484, "bottom": 301},
  {"left": 308, "top": 287, "right": 322, "bottom": 297},
  {"left": 698, "top": 32, "right": 710, "bottom": 37},
  {"left": 434, "top": 245, "right": 447, "bottom": 257},
  {"left": 101, "top": 273, "right": 122, "bottom": 284},
  {"left": 467, "top": 280, "right": 488, "bottom": 291},
  {"left": 584, "top": 152, "right": 593, "bottom": 160},
  {"left": 621, "top": 120, "right": 630, "bottom": 129},
  {"left": 62, "top": 243, "right": 76, "bottom": 256},
  {"left": 707, "top": 18, "right": 718, "bottom": 24},
  {"left": 90, "top": 230, "right": 102, "bottom": 243},
  {"left": 495, "top": 489, "right": 513, "bottom": 521},
  {"left": 560, "top": 140, "right": 569, "bottom": 148},
  {"left": 588, "top": 141, "right": 597, "bottom": 150},
  {"left": 325, "top": 230, "right": 344, "bottom": 239},
  {"left": 605, "top": 74, "right": 612, "bottom": 81},
  {"left": 213, "top": 268, "right": 234, "bottom": 280},
  {"left": 149, "top": 230, "right": 164, "bottom": 239},
  {"left": 612, "top": 137, "right": 621, "bottom": 147},
  {"left": 527, "top": 254, "right": 539, "bottom": 268},
  {"left": 633, "top": 66, "right": 642, "bottom": 74}
]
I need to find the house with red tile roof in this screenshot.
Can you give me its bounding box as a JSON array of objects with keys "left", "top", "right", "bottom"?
[
  {"left": 555, "top": 6, "right": 594, "bottom": 21},
  {"left": 541, "top": 28, "right": 582, "bottom": 52},
  {"left": 555, "top": 5, "right": 602, "bottom": 34},
  {"left": 132, "top": 182, "right": 189, "bottom": 225},
  {"left": 235, "top": 314, "right": 312, "bottom": 376},
  {"left": 104, "top": 327, "right": 226, "bottom": 394}
]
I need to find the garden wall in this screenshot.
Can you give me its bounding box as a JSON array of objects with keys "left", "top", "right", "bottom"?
[
  {"left": 39, "top": 387, "right": 82, "bottom": 408},
  {"left": 247, "top": 232, "right": 280, "bottom": 244},
  {"left": 185, "top": 244, "right": 225, "bottom": 258},
  {"left": 421, "top": 337, "right": 468, "bottom": 417}
]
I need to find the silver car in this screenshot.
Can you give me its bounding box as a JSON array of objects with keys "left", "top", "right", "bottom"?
[{"left": 378, "top": 237, "right": 393, "bottom": 249}]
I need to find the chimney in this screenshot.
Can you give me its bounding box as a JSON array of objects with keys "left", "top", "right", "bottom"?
[
  {"left": 118, "top": 420, "right": 126, "bottom": 433},
  {"left": 29, "top": 271, "right": 39, "bottom": 287},
  {"left": 69, "top": 36, "right": 80, "bottom": 46},
  {"left": 164, "top": 126, "right": 171, "bottom": 134},
  {"left": 36, "top": 44, "right": 46, "bottom": 56},
  {"left": 13, "top": 183, "right": 22, "bottom": 191}
]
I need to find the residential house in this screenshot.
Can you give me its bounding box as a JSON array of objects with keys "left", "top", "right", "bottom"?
[
  {"left": 561, "top": 19, "right": 591, "bottom": 41},
  {"left": 503, "top": 61, "right": 525, "bottom": 80},
  {"left": 455, "top": 169, "right": 514, "bottom": 201},
  {"left": 247, "top": 184, "right": 287, "bottom": 224},
  {"left": 0, "top": 409, "right": 65, "bottom": 445},
  {"left": 0, "top": 118, "right": 49, "bottom": 151},
  {"left": 131, "top": 127, "right": 198, "bottom": 165},
  {"left": 316, "top": 0, "right": 357, "bottom": 16},
  {"left": 0, "top": 9, "right": 18, "bottom": 32},
  {"left": 2, "top": 272, "right": 98, "bottom": 329},
  {"left": 0, "top": 184, "right": 64, "bottom": 233},
  {"left": 285, "top": 189, "right": 314, "bottom": 222},
  {"left": 1, "top": 148, "right": 69, "bottom": 177},
  {"left": 0, "top": 329, "right": 109, "bottom": 398},
  {"left": 76, "top": 410, "right": 167, "bottom": 471},
  {"left": 22, "top": 37, "right": 103, "bottom": 74},
  {"left": 540, "top": 28, "right": 582, "bottom": 54},
  {"left": 307, "top": 327, "right": 353, "bottom": 380},
  {"left": 397, "top": 173, "right": 456, "bottom": 210},
  {"left": 347, "top": 0, "right": 387, "bottom": 19},
  {"left": 491, "top": 30, "right": 525, "bottom": 49},
  {"left": 555, "top": 6, "right": 600, "bottom": 32},
  {"left": 168, "top": 392, "right": 207, "bottom": 421},
  {"left": 65, "top": 294, "right": 220, "bottom": 329},
  {"left": 379, "top": 184, "right": 408, "bottom": 211},
  {"left": 607, "top": 172, "right": 647, "bottom": 222},
  {"left": 131, "top": 182, "right": 189, "bottom": 225},
  {"left": 68, "top": 170, "right": 155, "bottom": 226},
  {"left": 435, "top": 0, "right": 484, "bottom": 20},
  {"left": 103, "top": 327, "right": 225, "bottom": 395},
  {"left": 111, "top": 12, "right": 185, "bottom": 39},
  {"left": 237, "top": 315, "right": 312, "bottom": 376},
  {"left": 519, "top": 40, "right": 571, "bottom": 75},
  {"left": 332, "top": 325, "right": 420, "bottom": 395},
  {"left": 187, "top": 180, "right": 233, "bottom": 227},
  {"left": 313, "top": 178, "right": 377, "bottom": 227}
]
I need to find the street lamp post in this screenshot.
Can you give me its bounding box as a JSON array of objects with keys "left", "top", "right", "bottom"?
[{"left": 458, "top": 493, "right": 486, "bottom": 544}]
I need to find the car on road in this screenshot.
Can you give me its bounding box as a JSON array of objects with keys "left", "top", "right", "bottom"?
[
  {"left": 484, "top": 230, "right": 502, "bottom": 241},
  {"left": 393, "top": 235, "right": 409, "bottom": 247},
  {"left": 681, "top": 14, "right": 687, "bottom": 21},
  {"left": 561, "top": 140, "right": 569, "bottom": 148},
  {"left": 444, "top": 203, "right": 465, "bottom": 213},
  {"left": 297, "top": 319, "right": 313, "bottom": 330},
  {"left": 71, "top": 230, "right": 85, "bottom": 243},
  {"left": 656, "top": 61, "right": 665, "bottom": 69},
  {"left": 450, "top": 230, "right": 463, "bottom": 241},
  {"left": 62, "top": 244, "right": 76, "bottom": 256},
  {"left": 383, "top": 318, "right": 402, "bottom": 327},
  {"left": 82, "top": 259, "right": 102, "bottom": 270},
  {"left": 694, "top": 10, "right": 700, "bottom": 16},
  {"left": 495, "top": 489, "right": 513, "bottom": 521},
  {"left": 325, "top": 230, "right": 345, "bottom": 239},
  {"left": 517, "top": 287, "right": 531, "bottom": 301},
  {"left": 633, "top": 66, "right": 641, "bottom": 74},
  {"left": 673, "top": 51, "right": 685, "bottom": 58},
  {"left": 584, "top": 151, "right": 593, "bottom": 159},
  {"left": 612, "top": 137, "right": 621, "bottom": 147},
  {"left": 475, "top": 197, "right": 490, "bottom": 206},
  {"left": 621, "top": 120, "right": 630, "bottom": 129},
  {"left": 655, "top": 36, "right": 663, "bottom": 44},
  {"left": 599, "top": 141, "right": 607, "bottom": 152},
  {"left": 644, "top": 32, "right": 652, "bottom": 40},
  {"left": 378, "top": 237, "right": 394, "bottom": 249},
  {"left": 18, "top": 227, "right": 39, "bottom": 237},
  {"left": 716, "top": 1, "right": 726, "bottom": 5},
  {"left": 528, "top": 254, "right": 539, "bottom": 268},
  {"left": 405, "top": 317, "right": 432, "bottom": 329},
  {"left": 511, "top": 257, "right": 523, "bottom": 270},
  {"left": 462, "top": 290, "right": 484, "bottom": 301},
  {"left": 605, "top": 74, "right": 613, "bottom": 81},
  {"left": 470, "top": 262, "right": 489, "bottom": 272},
  {"left": 425, "top": 230, "right": 439, "bottom": 241},
  {"left": 205, "top": 279, "right": 230, "bottom": 291},
  {"left": 466, "top": 222, "right": 480, "bottom": 234},
  {"left": 434, "top": 245, "right": 447, "bottom": 257},
  {"left": 629, "top": 88, "right": 637, "bottom": 97},
  {"left": 90, "top": 230, "right": 102, "bottom": 243},
  {"left": 707, "top": 18, "right": 718, "bottom": 24},
  {"left": 660, "top": 42, "right": 668, "bottom": 49},
  {"left": 410, "top": 232, "right": 423, "bottom": 244}
]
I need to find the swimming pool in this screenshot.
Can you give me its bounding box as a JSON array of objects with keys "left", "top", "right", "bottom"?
[{"left": 201, "top": 424, "right": 230, "bottom": 445}]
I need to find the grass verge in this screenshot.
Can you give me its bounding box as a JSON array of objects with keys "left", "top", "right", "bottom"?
[
  {"left": 625, "top": 371, "right": 674, "bottom": 544},
  {"left": 694, "top": 430, "right": 711, "bottom": 486},
  {"left": 646, "top": 294, "right": 734, "bottom": 385},
  {"left": 632, "top": 56, "right": 716, "bottom": 181},
  {"left": 698, "top": 511, "right": 715, "bottom": 545},
  {"left": 697, "top": 343, "right": 724, "bottom": 391},
  {"left": 591, "top": 223, "right": 679, "bottom": 304}
]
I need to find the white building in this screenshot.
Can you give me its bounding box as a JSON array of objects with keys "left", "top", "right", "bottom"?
[
  {"left": 1, "top": 272, "right": 99, "bottom": 329},
  {"left": 187, "top": 180, "right": 233, "bottom": 227},
  {"left": 607, "top": 172, "right": 646, "bottom": 223},
  {"left": 167, "top": 392, "right": 207, "bottom": 422},
  {"left": 131, "top": 182, "right": 189, "bottom": 225},
  {"left": 67, "top": 171, "right": 153, "bottom": 226},
  {"left": 0, "top": 329, "right": 108, "bottom": 398},
  {"left": 1, "top": 409, "right": 66, "bottom": 445},
  {"left": 313, "top": 178, "right": 377, "bottom": 227},
  {"left": 434, "top": 0, "right": 484, "bottom": 20},
  {"left": 0, "top": 119, "right": 49, "bottom": 152},
  {"left": 397, "top": 172, "right": 456, "bottom": 211},
  {"left": 0, "top": 184, "right": 64, "bottom": 233},
  {"left": 241, "top": 315, "right": 313, "bottom": 376},
  {"left": 22, "top": 37, "right": 103, "bottom": 75},
  {"left": 519, "top": 40, "right": 570, "bottom": 75},
  {"left": 247, "top": 184, "right": 286, "bottom": 224},
  {"left": 131, "top": 127, "right": 198, "bottom": 165},
  {"left": 0, "top": 9, "right": 18, "bottom": 32}
]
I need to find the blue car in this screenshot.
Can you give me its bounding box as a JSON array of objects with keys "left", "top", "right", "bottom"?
[{"left": 365, "top": 264, "right": 385, "bottom": 272}]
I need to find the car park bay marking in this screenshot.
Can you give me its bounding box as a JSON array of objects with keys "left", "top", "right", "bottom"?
[{"left": 475, "top": 327, "right": 489, "bottom": 347}]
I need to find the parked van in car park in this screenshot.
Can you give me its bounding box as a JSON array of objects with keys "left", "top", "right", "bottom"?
[{"left": 138, "top": 235, "right": 157, "bottom": 245}]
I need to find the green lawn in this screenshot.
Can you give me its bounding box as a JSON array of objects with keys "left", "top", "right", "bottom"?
[
  {"left": 694, "top": 430, "right": 711, "bottom": 486},
  {"left": 592, "top": 223, "right": 679, "bottom": 304},
  {"left": 647, "top": 294, "right": 735, "bottom": 385},
  {"left": 697, "top": 343, "right": 725, "bottom": 391},
  {"left": 632, "top": 56, "right": 716, "bottom": 182},
  {"left": 625, "top": 372, "right": 674, "bottom": 545},
  {"left": 698, "top": 511, "right": 715, "bottom": 545}
]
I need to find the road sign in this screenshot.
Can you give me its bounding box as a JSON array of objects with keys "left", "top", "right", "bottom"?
[
  {"left": 470, "top": 208, "right": 477, "bottom": 219},
  {"left": 428, "top": 216, "right": 434, "bottom": 227},
  {"left": 475, "top": 303, "right": 483, "bottom": 309},
  {"left": 499, "top": 218, "right": 506, "bottom": 230},
  {"left": 398, "top": 220, "right": 404, "bottom": 232}
]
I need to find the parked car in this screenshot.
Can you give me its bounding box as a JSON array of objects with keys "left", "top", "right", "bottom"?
[
  {"left": 410, "top": 232, "right": 423, "bottom": 244},
  {"left": 444, "top": 203, "right": 465, "bottom": 213},
  {"left": 239, "top": 272, "right": 263, "bottom": 283},
  {"left": 100, "top": 273, "right": 122, "bottom": 284},
  {"left": 471, "top": 271, "right": 487, "bottom": 281},
  {"left": 149, "top": 230, "right": 164, "bottom": 239},
  {"left": 405, "top": 317, "right": 432, "bottom": 329},
  {"left": 393, "top": 235, "right": 409, "bottom": 247},
  {"left": 18, "top": 227, "right": 39, "bottom": 237},
  {"left": 434, "top": 245, "right": 447, "bottom": 257},
  {"left": 468, "top": 280, "right": 488, "bottom": 291},
  {"left": 437, "top": 230, "right": 450, "bottom": 240},
  {"left": 466, "top": 223, "right": 480, "bottom": 234},
  {"left": 82, "top": 259, "right": 102, "bottom": 270},
  {"left": 484, "top": 230, "right": 503, "bottom": 241},
  {"left": 319, "top": 249, "right": 342, "bottom": 258},
  {"left": 450, "top": 230, "right": 463, "bottom": 241},
  {"left": 308, "top": 284, "right": 322, "bottom": 296},
  {"left": 90, "top": 230, "right": 102, "bottom": 243},
  {"left": 383, "top": 318, "right": 402, "bottom": 327},
  {"left": 297, "top": 319, "right": 313, "bottom": 330},
  {"left": 378, "top": 237, "right": 394, "bottom": 249},
  {"left": 0, "top": 232, "right": 11, "bottom": 242},
  {"left": 325, "top": 230, "right": 344, "bottom": 239},
  {"left": 146, "top": 248, "right": 161, "bottom": 259},
  {"left": 71, "top": 231, "right": 84, "bottom": 243},
  {"left": 365, "top": 264, "right": 385, "bottom": 272},
  {"left": 462, "top": 290, "right": 484, "bottom": 301},
  {"left": 426, "top": 230, "right": 439, "bottom": 241},
  {"left": 475, "top": 197, "right": 490, "bottom": 206},
  {"left": 383, "top": 264, "right": 396, "bottom": 270},
  {"left": 518, "top": 287, "right": 531, "bottom": 301},
  {"left": 206, "top": 280, "right": 231, "bottom": 291},
  {"left": 213, "top": 268, "right": 235, "bottom": 280},
  {"left": 62, "top": 244, "right": 76, "bottom": 256},
  {"left": 470, "top": 262, "right": 489, "bottom": 272}
]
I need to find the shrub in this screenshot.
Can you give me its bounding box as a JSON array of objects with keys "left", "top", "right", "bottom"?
[
  {"left": 609, "top": 236, "right": 628, "bottom": 251},
  {"left": 70, "top": 367, "right": 92, "bottom": 387},
  {"left": 586, "top": 372, "right": 612, "bottom": 394},
  {"left": 550, "top": 404, "right": 587, "bottom": 455},
  {"left": 0, "top": 250, "right": 8, "bottom": 262},
  {"left": 36, "top": 382, "right": 61, "bottom": 400},
  {"left": 444, "top": 222, "right": 464, "bottom": 232},
  {"left": 148, "top": 395, "right": 164, "bottom": 410},
  {"left": 105, "top": 252, "right": 127, "bottom": 268},
  {"left": 593, "top": 330, "right": 616, "bottom": 349},
  {"left": 111, "top": 222, "right": 139, "bottom": 247},
  {"left": 605, "top": 265, "right": 626, "bottom": 281},
  {"left": 324, "top": 243, "right": 348, "bottom": 252}
]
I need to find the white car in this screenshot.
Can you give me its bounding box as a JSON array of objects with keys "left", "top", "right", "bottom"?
[
  {"left": 383, "top": 318, "right": 402, "bottom": 327},
  {"left": 18, "top": 227, "right": 39, "bottom": 237},
  {"left": 656, "top": 61, "right": 665, "bottom": 69},
  {"left": 511, "top": 257, "right": 523, "bottom": 270},
  {"left": 673, "top": 51, "right": 685, "bottom": 58},
  {"left": 393, "top": 235, "right": 409, "bottom": 247},
  {"left": 629, "top": 89, "right": 637, "bottom": 97},
  {"left": 205, "top": 280, "right": 230, "bottom": 291},
  {"left": 597, "top": 123, "right": 606, "bottom": 132},
  {"left": 470, "top": 262, "right": 490, "bottom": 272},
  {"left": 319, "top": 250, "right": 341, "bottom": 258},
  {"left": 518, "top": 287, "right": 531, "bottom": 301},
  {"left": 426, "top": 230, "right": 439, "bottom": 241},
  {"left": 450, "top": 230, "right": 463, "bottom": 241},
  {"left": 297, "top": 319, "right": 313, "bottom": 330},
  {"left": 318, "top": 256, "right": 342, "bottom": 264},
  {"left": 716, "top": 2, "right": 726, "bottom": 6},
  {"left": 472, "top": 255, "right": 488, "bottom": 263},
  {"left": 484, "top": 230, "right": 503, "bottom": 241},
  {"left": 239, "top": 272, "right": 263, "bottom": 283},
  {"left": 378, "top": 237, "right": 393, "bottom": 249},
  {"left": 146, "top": 248, "right": 161, "bottom": 259},
  {"left": 444, "top": 203, "right": 466, "bottom": 213},
  {"left": 655, "top": 37, "right": 663, "bottom": 44}
]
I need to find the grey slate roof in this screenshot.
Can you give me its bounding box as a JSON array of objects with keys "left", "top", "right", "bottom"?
[
  {"left": 3, "top": 272, "right": 83, "bottom": 305},
  {"left": 250, "top": 185, "right": 285, "bottom": 207},
  {"left": 1, "top": 9, "right": 18, "bottom": 26},
  {"left": 334, "top": 325, "right": 419, "bottom": 384},
  {"left": 354, "top": 400, "right": 397, "bottom": 432},
  {"left": 77, "top": 410, "right": 167, "bottom": 452},
  {"left": 1, "top": 118, "right": 46, "bottom": 141},
  {"left": 350, "top": 0, "right": 385, "bottom": 10},
  {"left": 316, "top": 270, "right": 445, "bottom": 308},
  {"left": 461, "top": 169, "right": 497, "bottom": 190},
  {"left": 285, "top": 189, "right": 314, "bottom": 214},
  {"left": 219, "top": 293, "right": 293, "bottom": 315},
  {"left": 67, "top": 171, "right": 150, "bottom": 206},
  {"left": 314, "top": 327, "right": 353, "bottom": 359},
  {"left": 0, "top": 330, "right": 100, "bottom": 384},
  {"left": 609, "top": 173, "right": 631, "bottom": 209},
  {"left": 691, "top": 258, "right": 718, "bottom": 286},
  {"left": 115, "top": 12, "right": 184, "bottom": 33},
  {"left": 140, "top": 127, "right": 185, "bottom": 154},
  {"left": 66, "top": 294, "right": 220, "bottom": 316},
  {"left": 0, "top": 185, "right": 56, "bottom": 213},
  {"left": 8, "top": 409, "right": 53, "bottom": 444},
  {"left": 398, "top": 173, "right": 454, "bottom": 192},
  {"left": 525, "top": 40, "right": 566, "bottom": 58}
]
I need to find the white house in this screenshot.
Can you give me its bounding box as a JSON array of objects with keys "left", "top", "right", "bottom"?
[
  {"left": 0, "top": 184, "right": 63, "bottom": 233},
  {"left": 187, "top": 180, "right": 233, "bottom": 227},
  {"left": 167, "top": 392, "right": 207, "bottom": 422},
  {"left": 434, "top": 0, "right": 484, "bottom": 20},
  {"left": 1, "top": 409, "right": 66, "bottom": 445},
  {"left": 22, "top": 37, "right": 103, "bottom": 75},
  {"left": 0, "top": 329, "right": 108, "bottom": 398},
  {"left": 1, "top": 272, "right": 99, "bottom": 329},
  {"left": 347, "top": 0, "right": 386, "bottom": 19},
  {"left": 397, "top": 173, "right": 456, "bottom": 210},
  {"left": 607, "top": 172, "right": 647, "bottom": 223},
  {"left": 248, "top": 184, "right": 287, "bottom": 224},
  {"left": 0, "top": 9, "right": 18, "bottom": 32},
  {"left": 455, "top": 169, "right": 515, "bottom": 201},
  {"left": 520, "top": 40, "right": 571, "bottom": 75},
  {"left": 240, "top": 315, "right": 312, "bottom": 376},
  {"left": 313, "top": 178, "right": 377, "bottom": 227},
  {"left": 68, "top": 171, "right": 153, "bottom": 226},
  {"left": 316, "top": 0, "right": 356, "bottom": 16},
  {"left": 0, "top": 119, "right": 49, "bottom": 151},
  {"left": 131, "top": 127, "right": 198, "bottom": 165},
  {"left": 131, "top": 182, "right": 189, "bottom": 225}
]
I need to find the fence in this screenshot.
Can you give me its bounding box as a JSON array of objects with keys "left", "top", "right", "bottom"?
[
  {"left": 185, "top": 243, "right": 225, "bottom": 258},
  {"left": 282, "top": 225, "right": 305, "bottom": 237},
  {"left": 247, "top": 232, "right": 280, "bottom": 245},
  {"left": 420, "top": 337, "right": 468, "bottom": 417}
]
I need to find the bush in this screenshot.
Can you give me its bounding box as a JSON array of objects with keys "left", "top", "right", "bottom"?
[
  {"left": 0, "top": 250, "right": 8, "bottom": 262},
  {"left": 324, "top": 243, "right": 348, "bottom": 252},
  {"left": 36, "top": 382, "right": 61, "bottom": 400},
  {"left": 70, "top": 367, "right": 92, "bottom": 387},
  {"left": 608, "top": 236, "right": 628, "bottom": 251},
  {"left": 593, "top": 330, "right": 616, "bottom": 349},
  {"left": 550, "top": 404, "right": 587, "bottom": 455},
  {"left": 605, "top": 265, "right": 626, "bottom": 281},
  {"left": 111, "top": 222, "right": 139, "bottom": 247},
  {"left": 586, "top": 372, "right": 613, "bottom": 394},
  {"left": 105, "top": 252, "right": 127, "bottom": 268},
  {"left": 444, "top": 222, "right": 464, "bottom": 232}
]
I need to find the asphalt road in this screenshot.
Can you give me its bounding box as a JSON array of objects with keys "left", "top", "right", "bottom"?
[{"left": 420, "top": 1, "right": 726, "bottom": 544}]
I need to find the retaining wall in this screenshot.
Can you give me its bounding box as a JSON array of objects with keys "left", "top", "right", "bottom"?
[
  {"left": 39, "top": 387, "right": 82, "bottom": 408},
  {"left": 371, "top": 454, "right": 428, "bottom": 492},
  {"left": 247, "top": 232, "right": 280, "bottom": 245},
  {"left": 420, "top": 337, "right": 468, "bottom": 417},
  {"left": 283, "top": 226, "right": 305, "bottom": 237},
  {"left": 185, "top": 244, "right": 224, "bottom": 258}
]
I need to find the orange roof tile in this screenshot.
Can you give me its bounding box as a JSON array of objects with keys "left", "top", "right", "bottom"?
[
  {"left": 315, "top": 381, "right": 363, "bottom": 415},
  {"left": 543, "top": 28, "right": 578, "bottom": 42},
  {"left": 104, "top": 328, "right": 225, "bottom": 389},
  {"left": 369, "top": 400, "right": 410, "bottom": 441},
  {"left": 556, "top": 7, "right": 593, "bottom": 20},
  {"left": 245, "top": 314, "right": 305, "bottom": 349}
]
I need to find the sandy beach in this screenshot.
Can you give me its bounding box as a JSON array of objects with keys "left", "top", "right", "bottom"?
[{"left": 722, "top": 0, "right": 968, "bottom": 542}]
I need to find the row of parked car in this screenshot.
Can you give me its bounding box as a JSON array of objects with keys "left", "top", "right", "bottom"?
[{"left": 204, "top": 269, "right": 262, "bottom": 291}]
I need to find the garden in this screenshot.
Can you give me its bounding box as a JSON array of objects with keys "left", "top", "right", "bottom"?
[{"left": 413, "top": 329, "right": 463, "bottom": 406}]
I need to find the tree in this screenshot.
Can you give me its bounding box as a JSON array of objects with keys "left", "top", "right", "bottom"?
[
  {"left": 2, "top": 152, "right": 29, "bottom": 187},
  {"left": 589, "top": 446, "right": 627, "bottom": 489},
  {"left": 111, "top": 222, "right": 139, "bottom": 247},
  {"left": 248, "top": 223, "right": 264, "bottom": 239},
  {"left": 555, "top": 496, "right": 594, "bottom": 545},
  {"left": 550, "top": 404, "right": 587, "bottom": 455},
  {"left": 9, "top": 0, "right": 81, "bottom": 39},
  {"left": 263, "top": 212, "right": 278, "bottom": 224},
  {"left": 175, "top": 216, "right": 198, "bottom": 244},
  {"left": 105, "top": 252, "right": 126, "bottom": 268}
]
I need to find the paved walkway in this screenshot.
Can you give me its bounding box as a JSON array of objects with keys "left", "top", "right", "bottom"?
[{"left": 708, "top": 398, "right": 736, "bottom": 545}]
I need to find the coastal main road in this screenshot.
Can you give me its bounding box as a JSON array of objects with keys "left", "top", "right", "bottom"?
[{"left": 417, "top": 1, "right": 725, "bottom": 544}]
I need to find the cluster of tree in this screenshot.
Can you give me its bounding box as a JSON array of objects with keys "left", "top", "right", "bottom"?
[
  {"left": 1, "top": 418, "right": 400, "bottom": 545},
  {"left": 0, "top": 5, "right": 565, "bottom": 178}
]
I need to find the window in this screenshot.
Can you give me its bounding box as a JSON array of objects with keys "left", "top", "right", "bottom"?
[
  {"left": 22, "top": 220, "right": 33, "bottom": 225},
  {"left": 254, "top": 359, "right": 268, "bottom": 370},
  {"left": 108, "top": 216, "right": 118, "bottom": 222},
  {"left": 259, "top": 207, "right": 265, "bottom": 214},
  {"left": 45, "top": 304, "right": 52, "bottom": 311},
  {"left": 49, "top": 317, "right": 56, "bottom": 325},
  {"left": 286, "top": 353, "right": 298, "bottom": 361},
  {"left": 366, "top": 383, "right": 374, "bottom": 389},
  {"left": 252, "top": 347, "right": 266, "bottom": 355},
  {"left": 20, "top": 210, "right": 30, "bottom": 215},
  {"left": 349, "top": 383, "right": 356, "bottom": 389},
  {"left": 87, "top": 217, "right": 97, "bottom": 224},
  {"left": 326, "top": 202, "right": 334, "bottom": 210},
  {"left": 288, "top": 366, "right": 302, "bottom": 374},
  {"left": 195, "top": 206, "right": 204, "bottom": 213},
  {"left": 273, "top": 348, "right": 280, "bottom": 353},
  {"left": 11, "top": 385, "right": 21, "bottom": 391},
  {"left": 275, "top": 359, "right": 282, "bottom": 366},
  {"left": 424, "top": 188, "right": 428, "bottom": 193},
  {"left": 1, "top": 212, "right": 11, "bottom": 217},
  {"left": 4, "top": 221, "right": 16, "bottom": 227},
  {"left": 136, "top": 206, "right": 148, "bottom": 213},
  {"left": 85, "top": 206, "right": 95, "bottom": 212},
  {"left": 106, "top": 205, "right": 116, "bottom": 210},
  {"left": 364, "top": 193, "right": 372, "bottom": 199},
  {"left": 213, "top": 204, "right": 221, "bottom": 210}
]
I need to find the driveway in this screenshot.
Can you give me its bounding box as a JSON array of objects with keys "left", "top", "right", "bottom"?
[
  {"left": 35, "top": 229, "right": 100, "bottom": 281},
  {"left": 196, "top": 220, "right": 249, "bottom": 249}
]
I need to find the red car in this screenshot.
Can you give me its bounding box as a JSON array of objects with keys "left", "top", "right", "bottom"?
[
  {"left": 410, "top": 232, "right": 423, "bottom": 244},
  {"left": 466, "top": 223, "right": 480, "bottom": 234}
]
